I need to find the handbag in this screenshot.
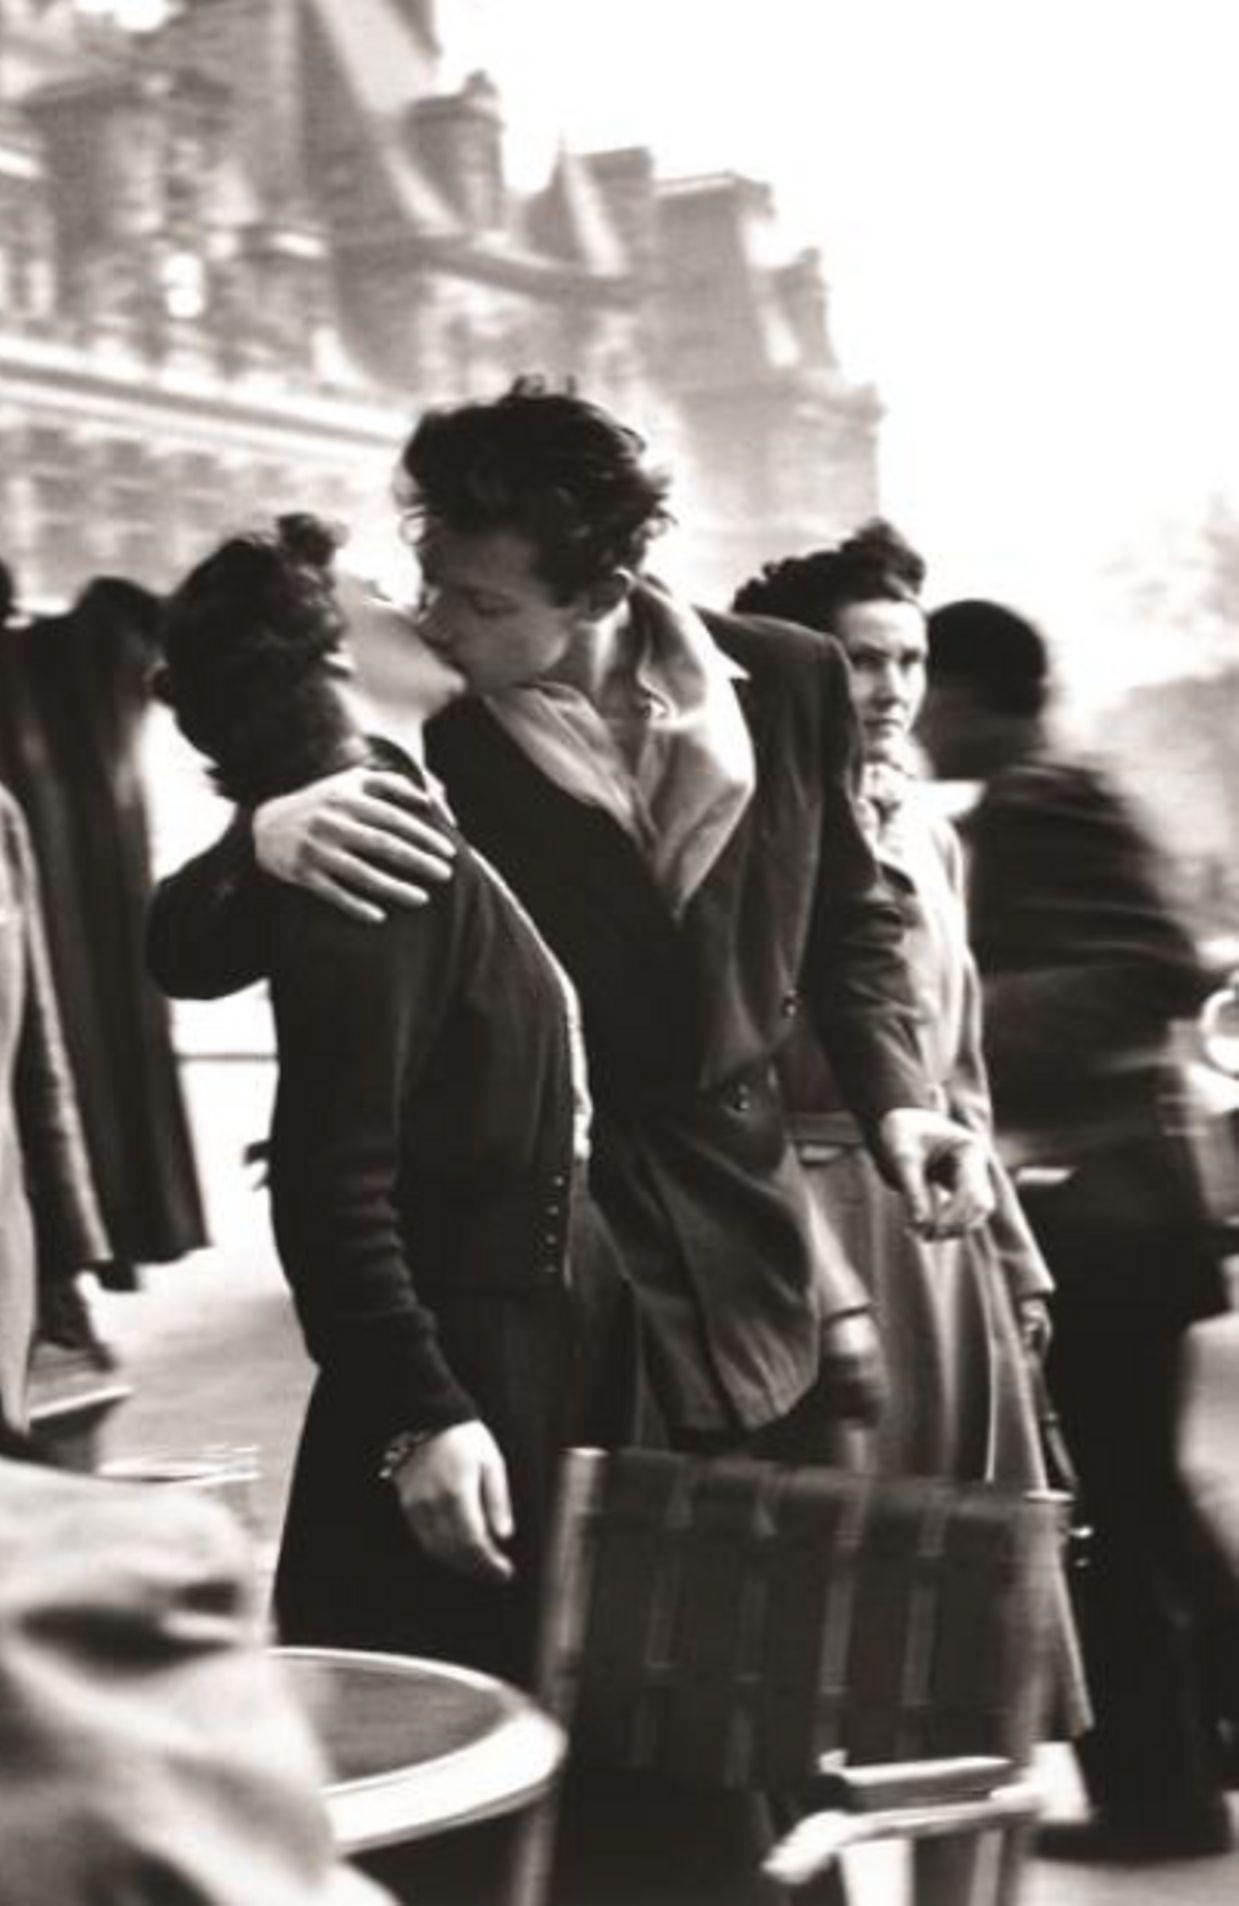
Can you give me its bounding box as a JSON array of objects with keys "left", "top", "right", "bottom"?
[{"left": 1031, "top": 1365, "right": 1093, "bottom": 1591}]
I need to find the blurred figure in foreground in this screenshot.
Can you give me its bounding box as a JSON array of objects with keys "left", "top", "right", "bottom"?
[
  {"left": 0, "top": 1411, "right": 387, "bottom": 1906},
  {"left": 922, "top": 597, "right": 1233, "bottom": 1861}
]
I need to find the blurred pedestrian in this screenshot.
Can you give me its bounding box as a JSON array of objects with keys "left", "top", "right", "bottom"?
[{"left": 922, "top": 596, "right": 1233, "bottom": 1860}]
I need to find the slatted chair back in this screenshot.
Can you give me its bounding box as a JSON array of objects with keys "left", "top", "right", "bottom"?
[
  {"left": 538, "top": 1449, "right": 1066, "bottom": 1787},
  {"left": 507, "top": 1450, "right": 1067, "bottom": 1906}
]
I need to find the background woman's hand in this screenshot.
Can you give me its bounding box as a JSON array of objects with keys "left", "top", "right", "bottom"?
[
  {"left": 879, "top": 1107, "right": 996, "bottom": 1237},
  {"left": 390, "top": 1420, "right": 515, "bottom": 1583}
]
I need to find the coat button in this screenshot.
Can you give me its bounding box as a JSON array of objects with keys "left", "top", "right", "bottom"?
[
  {"left": 780, "top": 991, "right": 800, "bottom": 1018},
  {"left": 728, "top": 1082, "right": 752, "bottom": 1113}
]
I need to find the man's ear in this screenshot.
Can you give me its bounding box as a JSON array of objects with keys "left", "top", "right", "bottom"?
[{"left": 578, "top": 568, "right": 635, "bottom": 623}]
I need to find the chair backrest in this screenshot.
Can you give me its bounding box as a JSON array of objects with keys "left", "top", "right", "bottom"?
[{"left": 533, "top": 1449, "right": 1066, "bottom": 1794}]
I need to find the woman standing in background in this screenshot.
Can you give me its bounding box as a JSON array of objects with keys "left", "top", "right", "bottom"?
[{"left": 732, "top": 524, "right": 1055, "bottom": 1489}]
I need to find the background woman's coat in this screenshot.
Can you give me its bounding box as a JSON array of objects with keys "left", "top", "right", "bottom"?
[
  {"left": 781, "top": 799, "right": 1052, "bottom": 1485},
  {"left": 0, "top": 787, "right": 109, "bottom": 1420},
  {"left": 0, "top": 593, "right": 204, "bottom": 1277}
]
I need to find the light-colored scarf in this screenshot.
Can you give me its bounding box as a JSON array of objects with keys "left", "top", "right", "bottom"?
[{"left": 485, "top": 579, "right": 756, "bottom": 917}]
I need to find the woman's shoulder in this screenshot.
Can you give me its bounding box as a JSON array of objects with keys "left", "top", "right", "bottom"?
[{"left": 265, "top": 855, "right": 469, "bottom": 989}]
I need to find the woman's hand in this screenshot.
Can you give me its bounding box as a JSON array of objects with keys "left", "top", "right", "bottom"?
[
  {"left": 879, "top": 1107, "right": 996, "bottom": 1237},
  {"left": 390, "top": 1420, "right": 515, "bottom": 1583},
  {"left": 253, "top": 766, "right": 456, "bottom": 924}
]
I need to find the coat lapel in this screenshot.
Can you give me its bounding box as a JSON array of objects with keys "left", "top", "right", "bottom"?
[
  {"left": 675, "top": 633, "right": 798, "bottom": 1088},
  {"left": 428, "top": 699, "right": 684, "bottom": 957}
]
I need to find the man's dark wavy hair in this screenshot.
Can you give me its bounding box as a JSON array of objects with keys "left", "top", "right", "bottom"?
[
  {"left": 158, "top": 514, "right": 357, "bottom": 806},
  {"left": 397, "top": 376, "right": 673, "bottom": 601},
  {"left": 926, "top": 597, "right": 1050, "bottom": 718},
  {"left": 731, "top": 519, "right": 925, "bottom": 632}
]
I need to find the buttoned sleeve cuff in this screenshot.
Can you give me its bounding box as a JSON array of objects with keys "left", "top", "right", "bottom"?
[{"left": 315, "top": 1311, "right": 480, "bottom": 1447}]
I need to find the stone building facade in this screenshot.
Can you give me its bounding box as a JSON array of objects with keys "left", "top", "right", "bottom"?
[{"left": 0, "top": 0, "right": 880, "bottom": 609}]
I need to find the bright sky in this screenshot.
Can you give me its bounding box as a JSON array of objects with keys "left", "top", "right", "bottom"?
[{"left": 443, "top": 0, "right": 1239, "bottom": 707}]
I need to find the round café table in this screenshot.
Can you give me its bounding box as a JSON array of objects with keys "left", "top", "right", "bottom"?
[{"left": 275, "top": 1645, "right": 566, "bottom": 1856}]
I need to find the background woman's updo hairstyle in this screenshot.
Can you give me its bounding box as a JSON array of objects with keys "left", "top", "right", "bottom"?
[
  {"left": 731, "top": 519, "right": 925, "bottom": 632},
  {"left": 159, "top": 514, "right": 358, "bottom": 806}
]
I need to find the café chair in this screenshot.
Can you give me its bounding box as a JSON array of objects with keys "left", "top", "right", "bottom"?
[
  {"left": 763, "top": 1753, "right": 1041, "bottom": 1903},
  {"left": 507, "top": 1448, "right": 1065, "bottom": 1906}
]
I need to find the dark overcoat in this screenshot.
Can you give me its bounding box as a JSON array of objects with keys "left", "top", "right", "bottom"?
[
  {"left": 424, "top": 606, "right": 928, "bottom": 1433},
  {"left": 963, "top": 753, "right": 1230, "bottom": 1833},
  {"left": 1, "top": 606, "right": 204, "bottom": 1274},
  {"left": 963, "top": 756, "right": 1224, "bottom": 1326}
]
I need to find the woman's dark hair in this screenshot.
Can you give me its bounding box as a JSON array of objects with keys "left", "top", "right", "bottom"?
[
  {"left": 397, "top": 376, "right": 673, "bottom": 601},
  {"left": 925, "top": 597, "right": 1050, "bottom": 718},
  {"left": 731, "top": 520, "right": 925, "bottom": 631},
  {"left": 158, "top": 513, "right": 358, "bottom": 805}
]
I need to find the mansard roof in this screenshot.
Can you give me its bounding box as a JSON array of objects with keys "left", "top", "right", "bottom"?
[{"left": 302, "top": 0, "right": 457, "bottom": 235}]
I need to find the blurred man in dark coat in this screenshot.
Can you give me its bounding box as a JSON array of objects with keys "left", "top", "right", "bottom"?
[{"left": 921, "top": 597, "right": 1232, "bottom": 1861}]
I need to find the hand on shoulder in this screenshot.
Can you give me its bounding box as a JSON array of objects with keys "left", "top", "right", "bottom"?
[{"left": 254, "top": 764, "right": 456, "bottom": 923}]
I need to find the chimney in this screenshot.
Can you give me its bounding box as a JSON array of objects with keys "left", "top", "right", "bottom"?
[{"left": 408, "top": 69, "right": 504, "bottom": 234}]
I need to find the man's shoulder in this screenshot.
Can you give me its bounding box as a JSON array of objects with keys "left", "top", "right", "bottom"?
[{"left": 978, "top": 754, "right": 1139, "bottom": 838}]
